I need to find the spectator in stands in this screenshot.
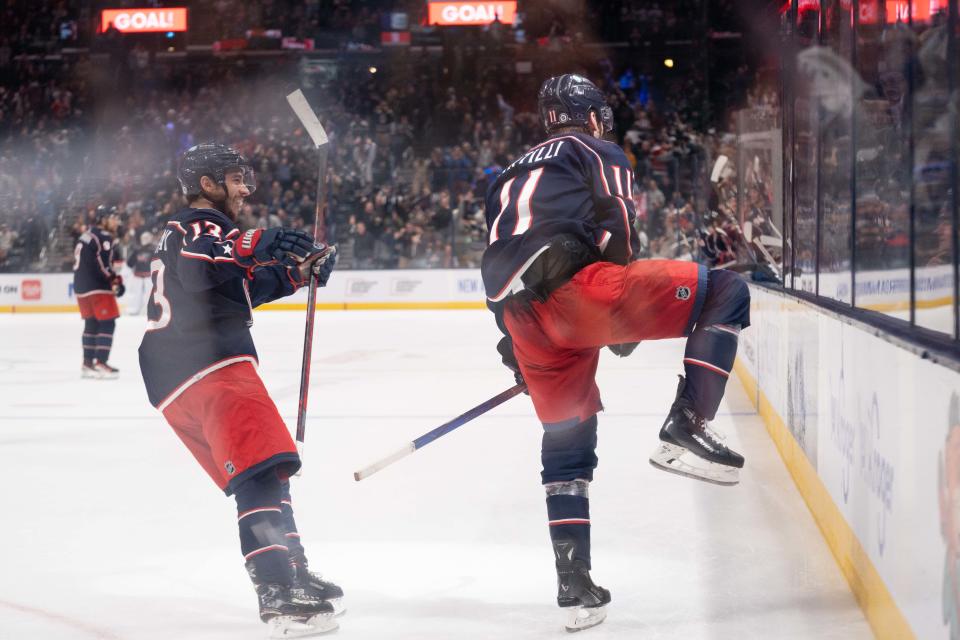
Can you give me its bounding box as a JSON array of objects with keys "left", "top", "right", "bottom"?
[
  {"left": 0, "top": 222, "right": 15, "bottom": 269},
  {"left": 353, "top": 220, "right": 375, "bottom": 269}
]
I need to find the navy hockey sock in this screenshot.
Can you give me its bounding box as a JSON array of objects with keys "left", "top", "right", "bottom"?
[
  {"left": 82, "top": 318, "right": 98, "bottom": 362},
  {"left": 94, "top": 318, "right": 115, "bottom": 363},
  {"left": 682, "top": 324, "right": 739, "bottom": 420},
  {"left": 279, "top": 480, "right": 307, "bottom": 563},
  {"left": 235, "top": 470, "right": 291, "bottom": 585},
  {"left": 545, "top": 480, "right": 592, "bottom": 568},
  {"left": 541, "top": 416, "right": 598, "bottom": 569},
  {"left": 682, "top": 270, "right": 750, "bottom": 420}
]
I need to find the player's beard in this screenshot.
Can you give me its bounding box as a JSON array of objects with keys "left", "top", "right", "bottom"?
[
  {"left": 225, "top": 196, "right": 243, "bottom": 221},
  {"left": 198, "top": 185, "right": 233, "bottom": 218}
]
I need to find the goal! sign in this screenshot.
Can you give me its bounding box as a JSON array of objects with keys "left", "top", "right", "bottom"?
[
  {"left": 427, "top": 1, "right": 517, "bottom": 26},
  {"left": 101, "top": 8, "right": 188, "bottom": 33}
]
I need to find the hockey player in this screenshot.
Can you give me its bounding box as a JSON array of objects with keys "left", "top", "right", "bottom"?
[
  {"left": 73, "top": 204, "right": 125, "bottom": 379},
  {"left": 482, "top": 75, "right": 751, "bottom": 631},
  {"left": 138, "top": 143, "right": 343, "bottom": 638},
  {"left": 125, "top": 230, "right": 154, "bottom": 315}
]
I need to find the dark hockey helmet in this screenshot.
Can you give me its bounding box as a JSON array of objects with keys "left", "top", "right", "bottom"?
[
  {"left": 538, "top": 74, "right": 614, "bottom": 135},
  {"left": 93, "top": 204, "right": 118, "bottom": 222},
  {"left": 93, "top": 204, "right": 124, "bottom": 231},
  {"left": 177, "top": 142, "right": 257, "bottom": 198}
]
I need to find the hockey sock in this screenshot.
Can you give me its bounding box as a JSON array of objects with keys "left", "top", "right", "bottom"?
[
  {"left": 278, "top": 480, "right": 308, "bottom": 564},
  {"left": 545, "top": 479, "right": 592, "bottom": 569},
  {"left": 682, "top": 270, "right": 750, "bottom": 420},
  {"left": 541, "top": 415, "right": 598, "bottom": 569},
  {"left": 82, "top": 318, "right": 99, "bottom": 362},
  {"left": 682, "top": 324, "right": 739, "bottom": 420},
  {"left": 94, "top": 318, "right": 115, "bottom": 363},
  {"left": 235, "top": 470, "right": 291, "bottom": 585}
]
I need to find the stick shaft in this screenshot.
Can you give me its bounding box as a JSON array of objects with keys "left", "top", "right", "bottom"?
[
  {"left": 353, "top": 383, "right": 526, "bottom": 481},
  {"left": 295, "top": 146, "right": 329, "bottom": 444},
  {"left": 411, "top": 383, "right": 526, "bottom": 449},
  {"left": 295, "top": 279, "right": 318, "bottom": 443}
]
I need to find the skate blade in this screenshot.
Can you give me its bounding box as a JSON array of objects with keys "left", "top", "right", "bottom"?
[
  {"left": 649, "top": 443, "right": 740, "bottom": 486},
  {"left": 268, "top": 613, "right": 338, "bottom": 638},
  {"left": 326, "top": 597, "right": 346, "bottom": 617},
  {"left": 81, "top": 369, "right": 101, "bottom": 379},
  {"left": 94, "top": 367, "right": 119, "bottom": 380},
  {"left": 564, "top": 604, "right": 607, "bottom": 632}
]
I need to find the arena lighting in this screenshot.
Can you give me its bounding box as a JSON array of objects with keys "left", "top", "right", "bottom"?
[
  {"left": 883, "top": 0, "right": 947, "bottom": 22},
  {"left": 798, "top": 0, "right": 949, "bottom": 24},
  {"left": 427, "top": 1, "right": 518, "bottom": 26},
  {"left": 101, "top": 8, "right": 188, "bottom": 33},
  {"left": 664, "top": 58, "right": 675, "bottom": 68},
  {"left": 369, "top": 66, "right": 378, "bottom": 74}
]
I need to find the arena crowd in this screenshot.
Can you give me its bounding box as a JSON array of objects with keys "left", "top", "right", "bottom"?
[{"left": 0, "top": 0, "right": 767, "bottom": 273}]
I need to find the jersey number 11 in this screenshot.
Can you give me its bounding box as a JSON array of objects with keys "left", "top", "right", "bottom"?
[{"left": 488, "top": 167, "right": 545, "bottom": 244}]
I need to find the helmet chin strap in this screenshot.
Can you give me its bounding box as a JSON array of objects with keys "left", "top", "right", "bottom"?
[{"left": 588, "top": 111, "right": 603, "bottom": 138}]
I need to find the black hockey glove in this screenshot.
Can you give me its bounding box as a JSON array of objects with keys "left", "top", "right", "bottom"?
[
  {"left": 496, "top": 336, "right": 528, "bottom": 392},
  {"left": 294, "top": 244, "right": 338, "bottom": 287},
  {"left": 608, "top": 342, "right": 639, "bottom": 358},
  {"left": 111, "top": 275, "right": 125, "bottom": 298},
  {"left": 235, "top": 228, "right": 317, "bottom": 268}
]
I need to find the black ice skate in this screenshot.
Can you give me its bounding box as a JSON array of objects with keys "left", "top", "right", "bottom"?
[
  {"left": 248, "top": 563, "right": 338, "bottom": 638},
  {"left": 291, "top": 560, "right": 346, "bottom": 616},
  {"left": 649, "top": 376, "right": 744, "bottom": 486},
  {"left": 554, "top": 540, "right": 610, "bottom": 632}
]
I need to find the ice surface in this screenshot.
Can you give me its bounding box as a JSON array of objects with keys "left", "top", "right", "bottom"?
[{"left": 0, "top": 310, "right": 873, "bottom": 639}]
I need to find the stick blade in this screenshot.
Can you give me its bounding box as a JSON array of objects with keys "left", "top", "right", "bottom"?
[
  {"left": 710, "top": 154, "right": 728, "bottom": 183},
  {"left": 286, "top": 89, "right": 328, "bottom": 148},
  {"left": 353, "top": 442, "right": 416, "bottom": 481}
]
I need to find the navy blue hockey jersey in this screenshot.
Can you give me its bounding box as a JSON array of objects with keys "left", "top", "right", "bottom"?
[
  {"left": 127, "top": 244, "right": 154, "bottom": 277},
  {"left": 481, "top": 132, "right": 640, "bottom": 301},
  {"left": 73, "top": 227, "right": 117, "bottom": 295},
  {"left": 138, "top": 208, "right": 304, "bottom": 408}
]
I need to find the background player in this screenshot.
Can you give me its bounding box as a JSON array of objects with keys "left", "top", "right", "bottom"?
[
  {"left": 73, "top": 204, "right": 124, "bottom": 379},
  {"left": 138, "top": 143, "right": 342, "bottom": 638},
  {"left": 482, "top": 74, "right": 751, "bottom": 631},
  {"left": 125, "top": 230, "right": 154, "bottom": 315}
]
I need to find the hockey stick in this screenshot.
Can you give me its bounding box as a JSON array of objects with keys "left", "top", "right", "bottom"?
[
  {"left": 353, "top": 383, "right": 528, "bottom": 481},
  {"left": 286, "top": 89, "right": 330, "bottom": 467}
]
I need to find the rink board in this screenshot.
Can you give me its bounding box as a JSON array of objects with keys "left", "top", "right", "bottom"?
[
  {"left": 797, "top": 265, "right": 955, "bottom": 311},
  {"left": 735, "top": 284, "right": 960, "bottom": 640},
  {"left": 2, "top": 266, "right": 951, "bottom": 314},
  {"left": 0, "top": 270, "right": 488, "bottom": 312}
]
